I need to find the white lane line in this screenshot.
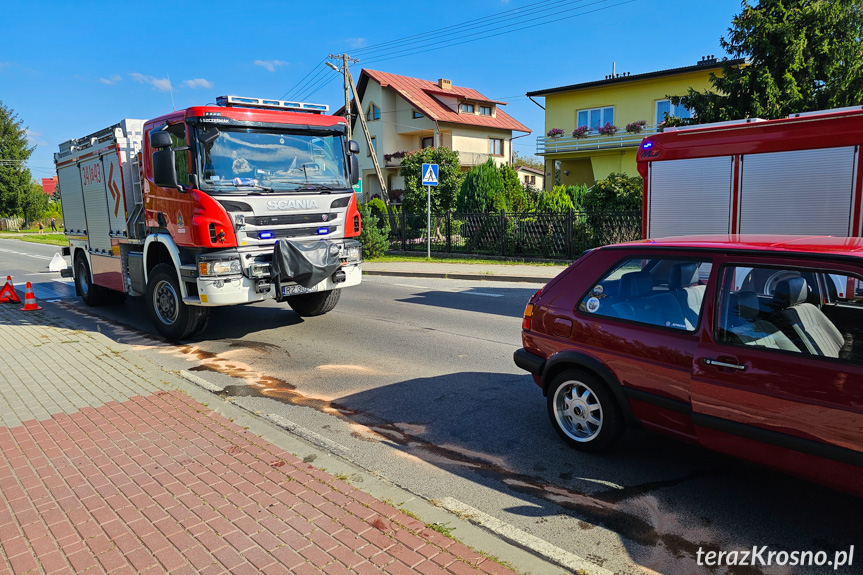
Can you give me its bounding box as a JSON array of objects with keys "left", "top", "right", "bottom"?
[
  {"left": 393, "top": 283, "right": 503, "bottom": 298},
  {"left": 438, "top": 497, "right": 613, "bottom": 575},
  {"left": 0, "top": 248, "right": 53, "bottom": 260}
]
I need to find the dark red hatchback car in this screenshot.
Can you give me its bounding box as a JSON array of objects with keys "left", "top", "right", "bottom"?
[{"left": 514, "top": 235, "right": 863, "bottom": 496}]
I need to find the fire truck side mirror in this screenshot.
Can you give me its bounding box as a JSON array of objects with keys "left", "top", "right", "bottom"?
[
  {"left": 152, "top": 149, "right": 179, "bottom": 189},
  {"left": 348, "top": 140, "right": 360, "bottom": 154},
  {"left": 349, "top": 154, "right": 359, "bottom": 186},
  {"left": 150, "top": 131, "right": 173, "bottom": 149}
]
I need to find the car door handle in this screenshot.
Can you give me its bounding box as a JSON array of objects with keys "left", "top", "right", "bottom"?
[{"left": 703, "top": 358, "right": 747, "bottom": 371}]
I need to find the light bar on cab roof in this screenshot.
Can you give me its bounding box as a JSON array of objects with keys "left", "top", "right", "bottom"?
[{"left": 216, "top": 95, "right": 330, "bottom": 114}]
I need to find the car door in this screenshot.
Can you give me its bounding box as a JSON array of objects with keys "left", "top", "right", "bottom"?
[
  {"left": 691, "top": 255, "right": 863, "bottom": 494},
  {"left": 565, "top": 251, "right": 714, "bottom": 440}
]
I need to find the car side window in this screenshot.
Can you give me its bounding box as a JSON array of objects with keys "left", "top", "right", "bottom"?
[
  {"left": 579, "top": 257, "right": 711, "bottom": 331},
  {"left": 716, "top": 265, "right": 863, "bottom": 363}
]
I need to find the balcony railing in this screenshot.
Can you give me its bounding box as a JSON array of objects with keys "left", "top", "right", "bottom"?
[
  {"left": 536, "top": 125, "right": 659, "bottom": 155},
  {"left": 458, "top": 151, "right": 493, "bottom": 166}
]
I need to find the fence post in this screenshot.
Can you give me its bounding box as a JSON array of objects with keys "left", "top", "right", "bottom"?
[
  {"left": 500, "top": 209, "right": 506, "bottom": 256},
  {"left": 446, "top": 212, "right": 452, "bottom": 253},
  {"left": 566, "top": 208, "right": 573, "bottom": 259},
  {"left": 401, "top": 211, "right": 407, "bottom": 251}
]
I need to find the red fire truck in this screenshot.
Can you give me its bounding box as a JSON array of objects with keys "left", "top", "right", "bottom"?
[
  {"left": 636, "top": 106, "right": 863, "bottom": 239},
  {"left": 55, "top": 95, "right": 363, "bottom": 340}
]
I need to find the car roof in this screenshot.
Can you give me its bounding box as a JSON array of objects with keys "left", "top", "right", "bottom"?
[{"left": 607, "top": 235, "right": 863, "bottom": 256}]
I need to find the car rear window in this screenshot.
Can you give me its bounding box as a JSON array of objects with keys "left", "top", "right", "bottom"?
[{"left": 579, "top": 257, "right": 712, "bottom": 331}]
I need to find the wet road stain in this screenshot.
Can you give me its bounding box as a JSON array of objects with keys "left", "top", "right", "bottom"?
[{"left": 58, "top": 301, "right": 763, "bottom": 574}]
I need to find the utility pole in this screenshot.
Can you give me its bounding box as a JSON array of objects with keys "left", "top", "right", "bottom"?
[{"left": 327, "top": 54, "right": 389, "bottom": 208}]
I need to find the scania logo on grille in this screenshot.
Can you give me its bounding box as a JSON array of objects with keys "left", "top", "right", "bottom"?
[
  {"left": 267, "top": 199, "right": 319, "bottom": 210},
  {"left": 321, "top": 214, "right": 329, "bottom": 221}
]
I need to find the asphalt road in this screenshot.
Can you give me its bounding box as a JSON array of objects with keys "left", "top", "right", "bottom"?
[{"left": 2, "top": 237, "right": 861, "bottom": 575}]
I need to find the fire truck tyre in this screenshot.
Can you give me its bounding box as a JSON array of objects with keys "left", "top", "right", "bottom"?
[
  {"left": 75, "top": 253, "right": 108, "bottom": 306},
  {"left": 286, "top": 289, "right": 341, "bottom": 317},
  {"left": 146, "top": 264, "right": 205, "bottom": 340}
]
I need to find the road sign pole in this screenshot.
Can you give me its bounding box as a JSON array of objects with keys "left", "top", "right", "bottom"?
[{"left": 427, "top": 184, "right": 431, "bottom": 259}]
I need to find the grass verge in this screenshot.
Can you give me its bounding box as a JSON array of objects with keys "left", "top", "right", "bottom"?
[
  {"left": 0, "top": 233, "right": 69, "bottom": 247},
  {"left": 370, "top": 254, "right": 564, "bottom": 267}
]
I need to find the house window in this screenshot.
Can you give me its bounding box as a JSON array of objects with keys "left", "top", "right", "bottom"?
[
  {"left": 480, "top": 106, "right": 492, "bottom": 116},
  {"left": 489, "top": 138, "right": 503, "bottom": 156},
  {"left": 524, "top": 175, "right": 530, "bottom": 184},
  {"left": 576, "top": 106, "right": 614, "bottom": 132},
  {"left": 421, "top": 136, "right": 434, "bottom": 149},
  {"left": 655, "top": 99, "right": 693, "bottom": 124},
  {"left": 368, "top": 137, "right": 376, "bottom": 156},
  {"left": 460, "top": 103, "right": 475, "bottom": 113},
  {"left": 530, "top": 175, "right": 536, "bottom": 185},
  {"left": 412, "top": 110, "right": 424, "bottom": 119},
  {"left": 367, "top": 103, "right": 380, "bottom": 121}
]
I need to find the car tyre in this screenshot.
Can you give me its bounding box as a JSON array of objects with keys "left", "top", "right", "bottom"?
[
  {"left": 286, "top": 289, "right": 340, "bottom": 317},
  {"left": 547, "top": 369, "right": 624, "bottom": 452},
  {"left": 146, "top": 263, "right": 207, "bottom": 340}
]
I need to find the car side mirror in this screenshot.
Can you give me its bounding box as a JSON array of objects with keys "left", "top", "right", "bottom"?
[
  {"left": 350, "top": 154, "right": 359, "bottom": 185},
  {"left": 152, "top": 149, "right": 179, "bottom": 189},
  {"left": 150, "top": 131, "right": 173, "bottom": 149},
  {"left": 348, "top": 140, "right": 360, "bottom": 155}
]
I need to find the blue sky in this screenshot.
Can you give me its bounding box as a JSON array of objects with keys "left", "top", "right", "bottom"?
[{"left": 1, "top": 0, "right": 741, "bottom": 180}]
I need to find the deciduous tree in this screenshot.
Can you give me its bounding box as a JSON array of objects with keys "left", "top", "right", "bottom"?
[
  {"left": 400, "top": 147, "right": 462, "bottom": 213},
  {"left": 672, "top": 0, "right": 863, "bottom": 123}
]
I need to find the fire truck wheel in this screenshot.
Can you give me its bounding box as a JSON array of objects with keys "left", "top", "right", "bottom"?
[
  {"left": 75, "top": 252, "right": 108, "bottom": 306},
  {"left": 286, "top": 289, "right": 341, "bottom": 317},
  {"left": 146, "top": 263, "right": 206, "bottom": 340}
]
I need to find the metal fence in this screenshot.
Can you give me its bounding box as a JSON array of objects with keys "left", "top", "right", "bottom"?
[{"left": 387, "top": 210, "right": 642, "bottom": 260}]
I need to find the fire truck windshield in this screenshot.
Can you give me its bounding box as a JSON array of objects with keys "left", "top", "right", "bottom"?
[{"left": 195, "top": 127, "right": 350, "bottom": 193}]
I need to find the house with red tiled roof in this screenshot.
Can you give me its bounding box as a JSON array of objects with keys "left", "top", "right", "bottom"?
[{"left": 345, "top": 69, "right": 531, "bottom": 201}]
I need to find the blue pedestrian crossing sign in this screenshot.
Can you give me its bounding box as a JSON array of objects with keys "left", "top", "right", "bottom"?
[{"left": 422, "top": 163, "right": 439, "bottom": 186}]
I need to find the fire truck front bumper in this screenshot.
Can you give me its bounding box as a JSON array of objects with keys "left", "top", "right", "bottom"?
[{"left": 190, "top": 261, "right": 362, "bottom": 307}]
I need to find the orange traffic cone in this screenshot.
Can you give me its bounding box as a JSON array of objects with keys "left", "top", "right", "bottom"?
[
  {"left": 20, "top": 282, "right": 41, "bottom": 311},
  {"left": 0, "top": 276, "right": 21, "bottom": 304}
]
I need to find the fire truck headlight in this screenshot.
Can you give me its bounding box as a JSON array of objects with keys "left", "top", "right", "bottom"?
[
  {"left": 342, "top": 245, "right": 361, "bottom": 262},
  {"left": 199, "top": 259, "right": 242, "bottom": 276}
]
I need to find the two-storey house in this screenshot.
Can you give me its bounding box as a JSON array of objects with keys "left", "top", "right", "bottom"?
[
  {"left": 346, "top": 69, "right": 531, "bottom": 201},
  {"left": 526, "top": 57, "right": 744, "bottom": 189}
]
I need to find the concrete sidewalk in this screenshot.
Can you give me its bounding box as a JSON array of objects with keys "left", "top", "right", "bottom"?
[
  {"left": 361, "top": 261, "right": 568, "bottom": 284},
  {"left": 0, "top": 303, "right": 528, "bottom": 575}
]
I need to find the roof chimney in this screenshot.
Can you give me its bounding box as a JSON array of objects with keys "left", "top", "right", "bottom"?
[{"left": 438, "top": 78, "right": 452, "bottom": 90}]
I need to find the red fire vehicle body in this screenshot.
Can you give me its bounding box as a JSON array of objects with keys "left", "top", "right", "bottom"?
[
  {"left": 55, "top": 95, "right": 364, "bottom": 339},
  {"left": 636, "top": 106, "right": 863, "bottom": 239}
]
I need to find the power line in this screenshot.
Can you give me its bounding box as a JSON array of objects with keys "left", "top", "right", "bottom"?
[
  {"left": 364, "top": 0, "right": 628, "bottom": 65},
  {"left": 279, "top": 57, "right": 327, "bottom": 100},
  {"left": 350, "top": 0, "right": 583, "bottom": 58}
]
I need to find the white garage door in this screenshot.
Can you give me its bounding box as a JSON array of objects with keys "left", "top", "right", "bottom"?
[
  {"left": 648, "top": 156, "right": 734, "bottom": 238},
  {"left": 739, "top": 147, "right": 856, "bottom": 236}
]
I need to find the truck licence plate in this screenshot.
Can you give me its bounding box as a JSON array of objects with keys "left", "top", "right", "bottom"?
[{"left": 281, "top": 284, "right": 319, "bottom": 296}]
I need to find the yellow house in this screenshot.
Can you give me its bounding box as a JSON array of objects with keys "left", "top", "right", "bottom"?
[{"left": 526, "top": 57, "right": 744, "bottom": 189}]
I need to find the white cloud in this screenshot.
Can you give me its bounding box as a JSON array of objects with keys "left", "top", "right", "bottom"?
[
  {"left": 25, "top": 129, "right": 47, "bottom": 146},
  {"left": 254, "top": 59, "right": 289, "bottom": 72},
  {"left": 99, "top": 75, "right": 123, "bottom": 85},
  {"left": 183, "top": 78, "right": 214, "bottom": 89},
  {"left": 345, "top": 38, "right": 366, "bottom": 49},
  {"left": 129, "top": 72, "right": 172, "bottom": 92}
]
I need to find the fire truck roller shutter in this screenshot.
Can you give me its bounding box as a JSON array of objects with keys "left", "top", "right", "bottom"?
[
  {"left": 738, "top": 147, "right": 857, "bottom": 236},
  {"left": 648, "top": 156, "right": 733, "bottom": 238}
]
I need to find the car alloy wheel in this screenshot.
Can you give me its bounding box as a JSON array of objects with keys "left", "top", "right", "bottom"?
[{"left": 553, "top": 380, "right": 603, "bottom": 442}]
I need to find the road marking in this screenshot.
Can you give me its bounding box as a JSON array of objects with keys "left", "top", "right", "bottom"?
[
  {"left": 438, "top": 497, "right": 613, "bottom": 575},
  {"left": 393, "top": 283, "right": 503, "bottom": 298},
  {"left": 51, "top": 278, "right": 74, "bottom": 284},
  {"left": 264, "top": 413, "right": 351, "bottom": 455},
  {"left": 0, "top": 248, "right": 53, "bottom": 260}
]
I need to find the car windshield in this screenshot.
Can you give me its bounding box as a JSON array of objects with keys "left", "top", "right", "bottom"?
[{"left": 195, "top": 127, "right": 349, "bottom": 193}]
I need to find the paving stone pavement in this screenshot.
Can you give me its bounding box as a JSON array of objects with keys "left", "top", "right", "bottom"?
[{"left": 0, "top": 303, "right": 519, "bottom": 575}]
